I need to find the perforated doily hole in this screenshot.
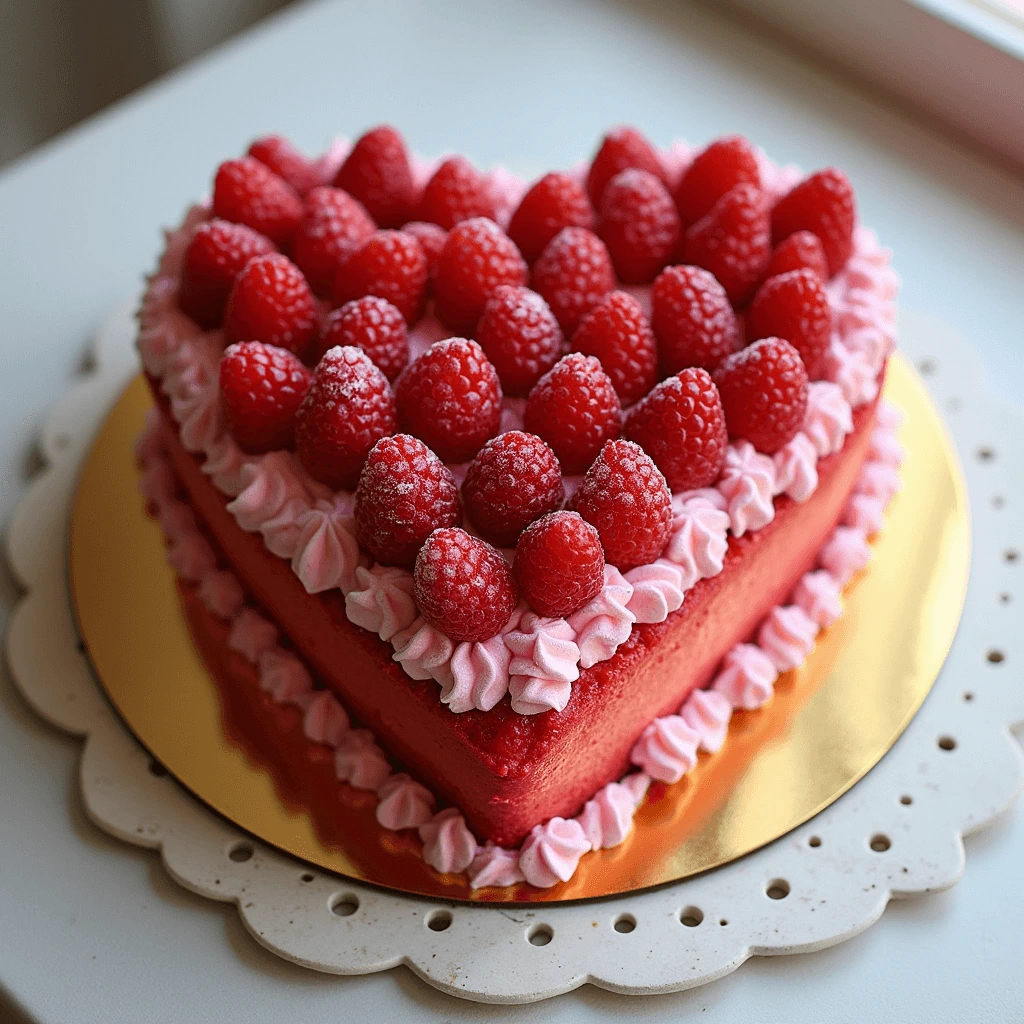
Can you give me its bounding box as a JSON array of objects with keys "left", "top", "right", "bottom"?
[
  {"left": 300, "top": 873, "right": 315, "bottom": 883},
  {"left": 1005, "top": 550, "right": 1019, "bottom": 564},
  {"left": 227, "top": 842, "right": 252, "bottom": 863},
  {"left": 938, "top": 736, "right": 957, "bottom": 752},
  {"left": 426, "top": 910, "right": 452, "bottom": 932},
  {"left": 808, "top": 835, "right": 822, "bottom": 848},
  {"left": 766, "top": 879, "right": 791, "bottom": 900},
  {"left": 870, "top": 834, "right": 892, "bottom": 853},
  {"left": 976, "top": 446, "right": 995, "bottom": 462},
  {"left": 613, "top": 914, "right": 636, "bottom": 934},
  {"left": 679, "top": 907, "right": 704, "bottom": 927},
  {"left": 900, "top": 794, "right": 914, "bottom": 805},
  {"left": 527, "top": 925, "right": 553, "bottom": 947},
  {"left": 148, "top": 759, "right": 168, "bottom": 777},
  {"left": 330, "top": 894, "right": 359, "bottom": 917},
  {"left": 987, "top": 649, "right": 1005, "bottom": 664}
]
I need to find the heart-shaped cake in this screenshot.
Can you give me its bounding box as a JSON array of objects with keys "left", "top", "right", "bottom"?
[{"left": 136, "top": 125, "right": 901, "bottom": 889}]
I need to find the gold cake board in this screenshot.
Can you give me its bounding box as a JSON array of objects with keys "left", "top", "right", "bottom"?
[{"left": 67, "top": 354, "right": 970, "bottom": 903}]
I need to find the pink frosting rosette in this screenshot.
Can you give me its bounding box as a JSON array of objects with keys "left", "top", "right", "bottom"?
[
  {"left": 566, "top": 565, "right": 635, "bottom": 669},
  {"left": 757, "top": 605, "right": 818, "bottom": 672},
  {"left": 419, "top": 808, "right": 478, "bottom": 874},
  {"left": 718, "top": 441, "right": 776, "bottom": 537},
  {"left": 712, "top": 643, "right": 778, "bottom": 710},
  {"left": 518, "top": 817, "right": 591, "bottom": 888},
  {"left": 505, "top": 612, "right": 581, "bottom": 715},
  {"left": 468, "top": 844, "right": 526, "bottom": 889},
  {"left": 629, "top": 715, "right": 701, "bottom": 783},
  {"left": 376, "top": 773, "right": 436, "bottom": 830}
]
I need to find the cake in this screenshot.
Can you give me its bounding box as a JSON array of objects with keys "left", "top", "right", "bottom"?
[{"left": 135, "top": 126, "right": 902, "bottom": 890}]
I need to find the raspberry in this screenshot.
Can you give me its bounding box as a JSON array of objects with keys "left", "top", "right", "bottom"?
[
  {"left": 295, "top": 346, "right": 397, "bottom": 489},
  {"left": 771, "top": 168, "right": 856, "bottom": 277},
  {"left": 223, "top": 253, "right": 318, "bottom": 359},
  {"left": 219, "top": 341, "right": 314, "bottom": 454},
  {"left": 334, "top": 229, "right": 428, "bottom": 325},
  {"left": 531, "top": 227, "right": 615, "bottom": 335},
  {"left": 400, "top": 221, "right": 447, "bottom": 277},
  {"left": 462, "top": 431, "right": 565, "bottom": 546},
  {"left": 571, "top": 439, "right": 671, "bottom": 571},
  {"left": 248, "top": 134, "right": 321, "bottom": 195},
  {"left": 354, "top": 434, "right": 460, "bottom": 568},
  {"left": 585, "top": 126, "right": 667, "bottom": 206},
  {"left": 417, "top": 156, "right": 496, "bottom": 230},
  {"left": 674, "top": 135, "right": 760, "bottom": 226},
  {"left": 624, "top": 368, "right": 728, "bottom": 490},
  {"left": 413, "top": 528, "right": 518, "bottom": 642},
  {"left": 651, "top": 264, "right": 740, "bottom": 374},
  {"left": 746, "top": 268, "right": 831, "bottom": 379},
  {"left": 713, "top": 337, "right": 808, "bottom": 454},
  {"left": 178, "top": 219, "right": 276, "bottom": 328},
  {"left": 290, "top": 186, "right": 376, "bottom": 297},
  {"left": 597, "top": 169, "right": 680, "bottom": 284},
  {"left": 395, "top": 338, "right": 502, "bottom": 463},
  {"left": 212, "top": 157, "right": 304, "bottom": 247},
  {"left": 570, "top": 291, "right": 657, "bottom": 406},
  {"left": 513, "top": 511, "right": 604, "bottom": 618},
  {"left": 475, "top": 286, "right": 564, "bottom": 397},
  {"left": 682, "top": 183, "right": 771, "bottom": 307},
  {"left": 434, "top": 218, "right": 528, "bottom": 332},
  {"left": 523, "top": 353, "right": 621, "bottom": 474},
  {"left": 334, "top": 125, "right": 416, "bottom": 228},
  {"left": 764, "top": 230, "right": 829, "bottom": 283},
  {"left": 508, "top": 172, "right": 595, "bottom": 264},
  {"left": 316, "top": 296, "right": 408, "bottom": 380}
]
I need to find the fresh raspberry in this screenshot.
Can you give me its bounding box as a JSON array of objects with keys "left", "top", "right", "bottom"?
[
  {"left": 585, "top": 126, "right": 667, "bottom": 206},
  {"left": 178, "top": 219, "right": 276, "bottom": 328},
  {"left": 674, "top": 135, "right": 760, "bottom": 226},
  {"left": 212, "top": 157, "right": 304, "bottom": 248},
  {"left": 354, "top": 434, "right": 460, "bottom": 568},
  {"left": 395, "top": 338, "right": 502, "bottom": 463},
  {"left": 295, "top": 346, "right": 397, "bottom": 489},
  {"left": 523, "top": 353, "right": 621, "bottom": 474},
  {"left": 530, "top": 227, "right": 615, "bottom": 335},
  {"left": 651, "top": 264, "right": 740, "bottom": 374},
  {"left": 682, "top": 183, "right": 771, "bottom": 307},
  {"left": 570, "top": 291, "right": 657, "bottom": 406},
  {"left": 400, "top": 221, "right": 447, "bottom": 277},
  {"left": 434, "top": 218, "right": 528, "bottom": 332},
  {"left": 248, "top": 134, "right": 321, "bottom": 195},
  {"left": 763, "top": 230, "right": 829, "bottom": 283},
  {"left": 334, "top": 125, "right": 416, "bottom": 229},
  {"left": 513, "top": 511, "right": 604, "bottom": 618},
  {"left": 334, "top": 229, "right": 428, "bottom": 325},
  {"left": 223, "top": 253, "right": 318, "bottom": 358},
  {"left": 746, "top": 268, "right": 832, "bottom": 379},
  {"left": 462, "top": 431, "right": 565, "bottom": 546},
  {"left": 713, "top": 336, "right": 808, "bottom": 454},
  {"left": 316, "top": 296, "right": 408, "bottom": 380},
  {"left": 624, "top": 368, "right": 728, "bottom": 490},
  {"left": 771, "top": 168, "right": 856, "bottom": 277},
  {"left": 417, "top": 156, "right": 496, "bottom": 230},
  {"left": 598, "top": 169, "right": 680, "bottom": 284},
  {"left": 571, "top": 439, "right": 671, "bottom": 571},
  {"left": 290, "top": 186, "right": 376, "bottom": 297},
  {"left": 219, "top": 341, "right": 314, "bottom": 454},
  {"left": 476, "top": 285, "right": 563, "bottom": 397},
  {"left": 413, "top": 528, "right": 518, "bottom": 642},
  {"left": 508, "top": 172, "right": 595, "bottom": 264}
]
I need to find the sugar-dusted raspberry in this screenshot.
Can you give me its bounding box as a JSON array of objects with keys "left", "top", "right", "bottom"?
[
  {"left": 417, "top": 156, "right": 496, "bottom": 230},
  {"left": 212, "top": 157, "right": 304, "bottom": 247},
  {"left": 400, "top": 221, "right": 447, "bottom": 277},
  {"left": 223, "top": 253, "right": 318, "bottom": 359},
  {"left": 395, "top": 338, "right": 502, "bottom": 463},
  {"left": 508, "top": 172, "right": 595, "bottom": 264},
  {"left": 624, "top": 368, "right": 728, "bottom": 491},
  {"left": 771, "top": 168, "right": 856, "bottom": 277},
  {"left": 746, "top": 268, "right": 831, "bottom": 380},
  {"left": 334, "top": 125, "right": 416, "bottom": 228},
  {"left": 763, "top": 230, "right": 829, "bottom": 284},
  {"left": 290, "top": 186, "right": 376, "bottom": 297},
  {"left": 598, "top": 169, "right": 680, "bottom": 285},
  {"left": 178, "top": 219, "right": 276, "bottom": 328},
  {"left": 334, "top": 229, "right": 427, "bottom": 325},
  {"left": 674, "top": 135, "right": 760, "bottom": 226},
  {"left": 248, "top": 134, "right": 321, "bottom": 195},
  {"left": 571, "top": 439, "right": 671, "bottom": 571},
  {"left": 295, "top": 346, "right": 397, "bottom": 489},
  {"left": 523, "top": 353, "right": 621, "bottom": 474},
  {"left": 219, "top": 341, "right": 314, "bottom": 454},
  {"left": 462, "top": 431, "right": 564, "bottom": 547},
  {"left": 413, "top": 528, "right": 518, "bottom": 642},
  {"left": 570, "top": 290, "right": 657, "bottom": 406},
  {"left": 586, "top": 126, "right": 667, "bottom": 206},
  {"left": 713, "top": 336, "right": 808, "bottom": 454},
  {"left": 434, "top": 218, "right": 528, "bottom": 332},
  {"left": 682, "top": 183, "right": 771, "bottom": 307},
  {"left": 530, "top": 227, "right": 615, "bottom": 335},
  {"left": 354, "top": 434, "right": 460, "bottom": 568},
  {"left": 316, "top": 295, "right": 408, "bottom": 380},
  {"left": 513, "top": 511, "right": 604, "bottom": 618},
  {"left": 651, "top": 264, "right": 740, "bottom": 374}
]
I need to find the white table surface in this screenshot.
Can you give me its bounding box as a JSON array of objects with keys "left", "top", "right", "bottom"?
[{"left": 2, "top": 0, "right": 1023, "bottom": 1020}]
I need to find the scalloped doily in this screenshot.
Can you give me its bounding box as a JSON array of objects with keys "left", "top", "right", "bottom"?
[{"left": 6, "top": 300, "right": 1023, "bottom": 1004}]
